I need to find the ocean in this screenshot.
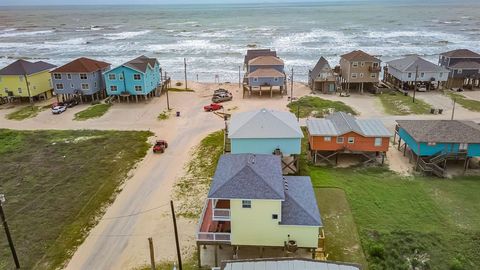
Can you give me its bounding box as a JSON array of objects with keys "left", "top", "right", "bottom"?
[{"left": 0, "top": 0, "right": 479, "bottom": 82}]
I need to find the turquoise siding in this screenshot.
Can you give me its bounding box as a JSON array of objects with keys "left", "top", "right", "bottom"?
[
  {"left": 399, "top": 127, "right": 480, "bottom": 157},
  {"left": 231, "top": 138, "right": 301, "bottom": 155},
  {"left": 104, "top": 63, "right": 160, "bottom": 96}
]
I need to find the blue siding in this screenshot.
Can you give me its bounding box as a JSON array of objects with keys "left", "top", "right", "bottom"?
[
  {"left": 231, "top": 138, "right": 301, "bottom": 155},
  {"left": 248, "top": 77, "right": 285, "bottom": 87},
  {"left": 398, "top": 128, "right": 420, "bottom": 155},
  {"left": 104, "top": 62, "right": 161, "bottom": 96},
  {"left": 52, "top": 69, "right": 108, "bottom": 95}
]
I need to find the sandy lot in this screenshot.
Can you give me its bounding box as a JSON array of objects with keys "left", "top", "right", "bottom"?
[{"left": 1, "top": 83, "right": 479, "bottom": 269}]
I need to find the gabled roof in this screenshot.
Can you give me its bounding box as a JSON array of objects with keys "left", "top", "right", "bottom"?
[
  {"left": 244, "top": 49, "right": 277, "bottom": 65},
  {"left": 387, "top": 55, "right": 448, "bottom": 73},
  {"left": 440, "top": 49, "right": 480, "bottom": 58},
  {"left": 0, "top": 59, "right": 56, "bottom": 76},
  {"left": 122, "top": 55, "right": 158, "bottom": 73},
  {"left": 307, "top": 112, "right": 392, "bottom": 137},
  {"left": 310, "top": 56, "right": 335, "bottom": 81},
  {"left": 228, "top": 108, "right": 303, "bottom": 139},
  {"left": 281, "top": 176, "right": 322, "bottom": 226},
  {"left": 221, "top": 258, "right": 361, "bottom": 270},
  {"left": 249, "top": 56, "right": 284, "bottom": 66},
  {"left": 247, "top": 68, "right": 285, "bottom": 78},
  {"left": 208, "top": 154, "right": 285, "bottom": 200},
  {"left": 396, "top": 120, "right": 480, "bottom": 143},
  {"left": 51, "top": 57, "right": 110, "bottom": 73},
  {"left": 341, "top": 50, "right": 380, "bottom": 62},
  {"left": 449, "top": 61, "right": 480, "bottom": 69}
]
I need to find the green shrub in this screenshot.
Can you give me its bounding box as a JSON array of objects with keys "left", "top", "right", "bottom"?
[
  {"left": 369, "top": 243, "right": 385, "bottom": 259},
  {"left": 175, "top": 81, "right": 182, "bottom": 86}
]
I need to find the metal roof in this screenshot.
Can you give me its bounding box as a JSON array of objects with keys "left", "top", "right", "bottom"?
[
  {"left": 397, "top": 120, "right": 480, "bottom": 143},
  {"left": 387, "top": 55, "right": 449, "bottom": 73},
  {"left": 281, "top": 176, "right": 322, "bottom": 226},
  {"left": 228, "top": 109, "right": 304, "bottom": 139},
  {"left": 221, "top": 258, "right": 361, "bottom": 270},
  {"left": 307, "top": 112, "right": 392, "bottom": 137}
]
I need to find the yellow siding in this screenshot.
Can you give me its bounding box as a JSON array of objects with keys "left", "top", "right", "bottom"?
[
  {"left": 0, "top": 71, "right": 52, "bottom": 98},
  {"left": 230, "top": 199, "right": 319, "bottom": 248}
]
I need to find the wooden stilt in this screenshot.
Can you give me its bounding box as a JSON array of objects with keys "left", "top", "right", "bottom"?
[
  {"left": 214, "top": 245, "right": 218, "bottom": 267},
  {"left": 197, "top": 243, "right": 201, "bottom": 268},
  {"left": 135, "top": 95, "right": 138, "bottom": 103}
]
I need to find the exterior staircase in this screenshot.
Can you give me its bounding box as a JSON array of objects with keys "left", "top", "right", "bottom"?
[{"left": 417, "top": 151, "right": 468, "bottom": 177}]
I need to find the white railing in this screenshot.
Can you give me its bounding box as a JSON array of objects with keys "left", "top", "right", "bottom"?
[
  {"left": 212, "top": 208, "right": 231, "bottom": 221},
  {"left": 197, "top": 232, "right": 231, "bottom": 242}
]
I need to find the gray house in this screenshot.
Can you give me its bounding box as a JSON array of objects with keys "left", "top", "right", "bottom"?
[
  {"left": 308, "top": 57, "right": 337, "bottom": 94},
  {"left": 51, "top": 57, "right": 111, "bottom": 101},
  {"left": 438, "top": 49, "right": 480, "bottom": 88},
  {"left": 244, "top": 51, "right": 286, "bottom": 97}
]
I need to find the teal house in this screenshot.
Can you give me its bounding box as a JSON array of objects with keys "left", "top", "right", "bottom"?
[
  {"left": 395, "top": 120, "right": 480, "bottom": 177},
  {"left": 227, "top": 108, "right": 303, "bottom": 174},
  {"left": 104, "top": 56, "right": 161, "bottom": 100}
]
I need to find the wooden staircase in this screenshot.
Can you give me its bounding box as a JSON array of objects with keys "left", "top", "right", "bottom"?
[
  {"left": 417, "top": 151, "right": 468, "bottom": 177},
  {"left": 315, "top": 229, "right": 328, "bottom": 261}
]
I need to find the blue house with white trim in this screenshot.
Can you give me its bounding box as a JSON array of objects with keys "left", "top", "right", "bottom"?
[
  {"left": 395, "top": 120, "right": 480, "bottom": 176},
  {"left": 104, "top": 56, "right": 161, "bottom": 101}
]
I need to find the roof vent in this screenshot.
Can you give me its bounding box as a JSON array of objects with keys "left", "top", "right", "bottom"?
[{"left": 249, "top": 154, "right": 256, "bottom": 165}]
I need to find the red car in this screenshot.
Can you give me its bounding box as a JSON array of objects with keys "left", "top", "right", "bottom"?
[
  {"left": 204, "top": 103, "right": 223, "bottom": 112},
  {"left": 153, "top": 140, "right": 168, "bottom": 153}
]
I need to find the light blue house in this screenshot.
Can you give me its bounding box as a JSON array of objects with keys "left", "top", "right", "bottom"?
[
  {"left": 228, "top": 108, "right": 303, "bottom": 173},
  {"left": 396, "top": 120, "right": 480, "bottom": 176},
  {"left": 104, "top": 56, "right": 161, "bottom": 101},
  {"left": 243, "top": 49, "right": 286, "bottom": 97}
]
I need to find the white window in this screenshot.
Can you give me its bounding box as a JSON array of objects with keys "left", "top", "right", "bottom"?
[
  {"left": 135, "top": 85, "right": 142, "bottom": 92},
  {"left": 348, "top": 137, "right": 355, "bottom": 144},
  {"left": 54, "top": 73, "right": 62, "bottom": 80},
  {"left": 80, "top": 73, "right": 87, "bottom": 80},
  {"left": 458, "top": 69, "right": 462, "bottom": 74},
  {"left": 18, "top": 87, "right": 22, "bottom": 93},
  {"left": 110, "top": 85, "right": 118, "bottom": 92},
  {"left": 94, "top": 82, "right": 97, "bottom": 88},
  {"left": 408, "top": 73, "right": 412, "bottom": 78},
  {"left": 420, "top": 72, "right": 425, "bottom": 78},
  {"left": 351, "top": 73, "right": 358, "bottom": 79},
  {"left": 119, "top": 74, "right": 124, "bottom": 80},
  {"left": 93, "top": 72, "right": 96, "bottom": 78},
  {"left": 56, "top": 83, "right": 64, "bottom": 90},
  {"left": 374, "top": 137, "right": 382, "bottom": 147},
  {"left": 324, "top": 136, "right": 331, "bottom": 142},
  {"left": 81, "top": 83, "right": 89, "bottom": 90},
  {"left": 253, "top": 77, "right": 258, "bottom": 82},
  {"left": 4, "top": 87, "right": 8, "bottom": 93},
  {"left": 439, "top": 72, "right": 443, "bottom": 78},
  {"left": 373, "top": 62, "right": 379, "bottom": 68},
  {"left": 133, "top": 74, "right": 141, "bottom": 80},
  {"left": 272, "top": 214, "right": 278, "bottom": 220},
  {"left": 360, "top": 62, "right": 365, "bottom": 67},
  {"left": 70, "top": 83, "right": 74, "bottom": 89},
  {"left": 459, "top": 143, "right": 468, "bottom": 151},
  {"left": 427, "top": 142, "right": 436, "bottom": 146},
  {"left": 274, "top": 77, "right": 279, "bottom": 82},
  {"left": 337, "top": 137, "right": 344, "bottom": 144},
  {"left": 108, "top": 74, "right": 116, "bottom": 80},
  {"left": 352, "top": 62, "right": 358, "bottom": 67},
  {"left": 67, "top": 73, "right": 72, "bottom": 80},
  {"left": 242, "top": 200, "right": 251, "bottom": 208},
  {"left": 371, "top": 73, "right": 377, "bottom": 78},
  {"left": 360, "top": 73, "right": 364, "bottom": 78}
]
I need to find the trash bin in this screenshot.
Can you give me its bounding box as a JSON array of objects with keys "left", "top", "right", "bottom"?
[
  {"left": 430, "top": 108, "right": 435, "bottom": 114},
  {"left": 176, "top": 111, "right": 180, "bottom": 117},
  {"left": 404, "top": 92, "right": 408, "bottom": 96},
  {"left": 438, "top": 109, "right": 443, "bottom": 114}
]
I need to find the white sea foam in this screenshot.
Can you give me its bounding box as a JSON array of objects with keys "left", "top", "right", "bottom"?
[
  {"left": 0, "top": 30, "right": 55, "bottom": 38},
  {"left": 146, "top": 40, "right": 228, "bottom": 52},
  {"left": 104, "top": 30, "right": 151, "bottom": 40},
  {"left": 166, "top": 21, "right": 199, "bottom": 26},
  {"left": 45, "top": 38, "right": 90, "bottom": 45}
]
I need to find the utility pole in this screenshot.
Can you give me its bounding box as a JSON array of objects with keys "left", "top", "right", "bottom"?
[
  {"left": 184, "top": 58, "right": 188, "bottom": 91},
  {"left": 413, "top": 65, "right": 418, "bottom": 103},
  {"left": 238, "top": 66, "right": 241, "bottom": 90},
  {"left": 451, "top": 98, "right": 456, "bottom": 120},
  {"left": 170, "top": 200, "right": 182, "bottom": 270},
  {"left": 148, "top": 237, "right": 156, "bottom": 270},
  {"left": 290, "top": 67, "right": 294, "bottom": 101},
  {"left": 0, "top": 194, "right": 20, "bottom": 269},
  {"left": 165, "top": 71, "right": 170, "bottom": 110}
]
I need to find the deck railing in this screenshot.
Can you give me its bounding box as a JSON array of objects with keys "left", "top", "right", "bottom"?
[
  {"left": 212, "top": 208, "right": 231, "bottom": 221},
  {"left": 197, "top": 232, "right": 231, "bottom": 242}
]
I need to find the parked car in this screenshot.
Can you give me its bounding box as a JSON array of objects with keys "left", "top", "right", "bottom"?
[
  {"left": 65, "top": 98, "right": 79, "bottom": 108},
  {"left": 212, "top": 93, "right": 233, "bottom": 103},
  {"left": 52, "top": 105, "right": 67, "bottom": 114},
  {"left": 214, "top": 88, "right": 229, "bottom": 96},
  {"left": 416, "top": 84, "right": 427, "bottom": 92},
  {"left": 204, "top": 103, "right": 223, "bottom": 112},
  {"left": 153, "top": 140, "right": 168, "bottom": 153}
]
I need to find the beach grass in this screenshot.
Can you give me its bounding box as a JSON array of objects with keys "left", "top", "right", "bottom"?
[
  {"left": 167, "top": 87, "right": 195, "bottom": 92},
  {"left": 378, "top": 91, "right": 432, "bottom": 115},
  {"left": 0, "top": 129, "right": 152, "bottom": 270},
  {"left": 157, "top": 110, "right": 171, "bottom": 120},
  {"left": 5, "top": 105, "right": 45, "bottom": 120},
  {"left": 287, "top": 96, "right": 357, "bottom": 118},
  {"left": 444, "top": 91, "right": 480, "bottom": 112},
  {"left": 74, "top": 103, "right": 112, "bottom": 121}
]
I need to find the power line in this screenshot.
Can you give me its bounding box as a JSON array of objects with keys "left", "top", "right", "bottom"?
[{"left": 102, "top": 202, "right": 170, "bottom": 220}]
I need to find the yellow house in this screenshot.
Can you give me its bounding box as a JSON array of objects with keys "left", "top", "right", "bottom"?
[
  {"left": 197, "top": 154, "right": 323, "bottom": 267},
  {"left": 0, "top": 59, "right": 56, "bottom": 100}
]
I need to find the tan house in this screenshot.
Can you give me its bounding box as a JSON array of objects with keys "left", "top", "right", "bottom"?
[{"left": 339, "top": 50, "right": 381, "bottom": 93}]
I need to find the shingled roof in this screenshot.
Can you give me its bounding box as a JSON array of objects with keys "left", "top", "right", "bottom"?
[
  {"left": 123, "top": 55, "right": 158, "bottom": 73},
  {"left": 341, "top": 50, "right": 380, "bottom": 62},
  {"left": 247, "top": 68, "right": 285, "bottom": 78},
  {"left": 449, "top": 61, "right": 480, "bottom": 69},
  {"left": 281, "top": 176, "right": 322, "bottom": 226},
  {"left": 396, "top": 120, "right": 480, "bottom": 143},
  {"left": 0, "top": 59, "right": 56, "bottom": 75},
  {"left": 249, "top": 56, "right": 284, "bottom": 66},
  {"left": 387, "top": 55, "right": 448, "bottom": 73},
  {"left": 310, "top": 56, "right": 336, "bottom": 82},
  {"left": 51, "top": 57, "right": 110, "bottom": 73},
  {"left": 440, "top": 49, "right": 480, "bottom": 58},
  {"left": 307, "top": 112, "right": 392, "bottom": 137},
  {"left": 244, "top": 49, "right": 277, "bottom": 65},
  {"left": 228, "top": 108, "right": 303, "bottom": 139}
]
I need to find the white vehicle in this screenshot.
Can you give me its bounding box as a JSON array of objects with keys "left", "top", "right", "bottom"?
[
  {"left": 52, "top": 105, "right": 67, "bottom": 114},
  {"left": 417, "top": 84, "right": 427, "bottom": 92}
]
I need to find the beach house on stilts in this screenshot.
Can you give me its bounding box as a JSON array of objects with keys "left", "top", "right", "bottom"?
[
  {"left": 243, "top": 49, "right": 287, "bottom": 97},
  {"left": 339, "top": 50, "right": 381, "bottom": 94}
]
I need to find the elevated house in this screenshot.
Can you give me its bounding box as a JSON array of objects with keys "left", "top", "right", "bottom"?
[
  {"left": 51, "top": 57, "right": 111, "bottom": 102},
  {"left": 0, "top": 59, "right": 56, "bottom": 101},
  {"left": 384, "top": 55, "right": 449, "bottom": 91},
  {"left": 196, "top": 154, "right": 323, "bottom": 268},
  {"left": 104, "top": 56, "right": 162, "bottom": 102},
  {"left": 339, "top": 50, "right": 381, "bottom": 93},
  {"left": 219, "top": 258, "right": 361, "bottom": 270},
  {"left": 439, "top": 49, "right": 480, "bottom": 88},
  {"left": 308, "top": 57, "right": 337, "bottom": 94},
  {"left": 227, "top": 108, "right": 303, "bottom": 173},
  {"left": 243, "top": 49, "right": 286, "bottom": 97},
  {"left": 395, "top": 120, "right": 480, "bottom": 177},
  {"left": 306, "top": 112, "right": 392, "bottom": 165}
]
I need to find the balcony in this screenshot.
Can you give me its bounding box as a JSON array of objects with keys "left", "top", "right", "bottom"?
[
  {"left": 197, "top": 199, "right": 231, "bottom": 244},
  {"left": 369, "top": 66, "right": 381, "bottom": 72}
]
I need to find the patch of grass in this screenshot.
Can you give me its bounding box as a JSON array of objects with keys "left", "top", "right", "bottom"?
[
  {"left": 287, "top": 96, "right": 357, "bottom": 118},
  {"left": 157, "top": 110, "right": 171, "bottom": 120},
  {"left": 167, "top": 87, "right": 195, "bottom": 92},
  {"left": 0, "top": 129, "right": 152, "bottom": 270},
  {"left": 5, "top": 105, "right": 45, "bottom": 120},
  {"left": 74, "top": 103, "right": 112, "bottom": 121},
  {"left": 444, "top": 91, "right": 480, "bottom": 112},
  {"left": 378, "top": 91, "right": 432, "bottom": 115},
  {"left": 134, "top": 257, "right": 198, "bottom": 270},
  {"left": 174, "top": 130, "right": 224, "bottom": 218}
]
